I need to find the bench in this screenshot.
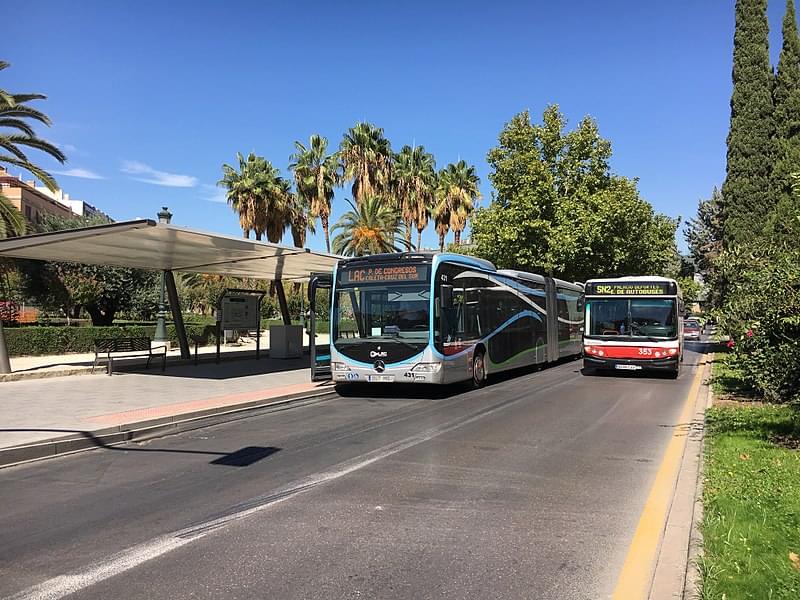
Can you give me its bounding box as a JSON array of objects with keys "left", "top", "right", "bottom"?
[{"left": 92, "top": 337, "right": 167, "bottom": 375}]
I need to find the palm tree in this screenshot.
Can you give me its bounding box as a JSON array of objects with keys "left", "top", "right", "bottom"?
[
  {"left": 339, "top": 122, "right": 392, "bottom": 206},
  {"left": 434, "top": 160, "right": 481, "bottom": 248},
  {"left": 331, "top": 196, "right": 411, "bottom": 257},
  {"left": 1, "top": 61, "right": 67, "bottom": 373},
  {"left": 219, "top": 152, "right": 266, "bottom": 240},
  {"left": 277, "top": 177, "right": 314, "bottom": 248},
  {"left": 219, "top": 153, "right": 289, "bottom": 242},
  {"left": 289, "top": 134, "right": 338, "bottom": 252},
  {"left": 393, "top": 145, "right": 436, "bottom": 250},
  {"left": 0, "top": 61, "right": 66, "bottom": 193}
]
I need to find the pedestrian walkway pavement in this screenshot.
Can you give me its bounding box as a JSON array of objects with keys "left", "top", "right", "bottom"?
[
  {"left": 0, "top": 354, "right": 335, "bottom": 466},
  {"left": 3, "top": 330, "right": 331, "bottom": 382}
]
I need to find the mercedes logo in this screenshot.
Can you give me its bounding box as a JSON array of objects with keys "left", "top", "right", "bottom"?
[{"left": 374, "top": 360, "right": 386, "bottom": 373}]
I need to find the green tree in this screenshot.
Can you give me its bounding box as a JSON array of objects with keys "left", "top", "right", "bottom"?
[
  {"left": 19, "top": 215, "right": 156, "bottom": 325},
  {"left": 339, "top": 122, "right": 392, "bottom": 206},
  {"left": 471, "top": 106, "right": 675, "bottom": 281},
  {"left": 546, "top": 178, "right": 679, "bottom": 282},
  {"left": 434, "top": 160, "right": 481, "bottom": 247},
  {"left": 685, "top": 189, "right": 724, "bottom": 273},
  {"left": 721, "top": 0, "right": 775, "bottom": 246},
  {"left": 289, "top": 134, "right": 339, "bottom": 252},
  {"left": 770, "top": 0, "right": 800, "bottom": 235},
  {"left": 393, "top": 145, "right": 436, "bottom": 249},
  {"left": 676, "top": 275, "right": 705, "bottom": 307},
  {"left": 331, "top": 196, "right": 410, "bottom": 256}
]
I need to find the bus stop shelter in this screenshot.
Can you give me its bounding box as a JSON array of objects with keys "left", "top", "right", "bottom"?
[{"left": 0, "top": 219, "right": 340, "bottom": 368}]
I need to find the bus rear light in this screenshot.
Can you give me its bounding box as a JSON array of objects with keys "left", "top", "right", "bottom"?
[
  {"left": 332, "top": 362, "right": 350, "bottom": 372},
  {"left": 597, "top": 350, "right": 605, "bottom": 356},
  {"left": 655, "top": 351, "right": 662, "bottom": 358},
  {"left": 667, "top": 348, "right": 678, "bottom": 356}
]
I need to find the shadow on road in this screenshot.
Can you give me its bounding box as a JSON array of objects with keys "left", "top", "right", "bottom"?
[
  {"left": 1, "top": 428, "right": 280, "bottom": 467},
  {"left": 123, "top": 355, "right": 311, "bottom": 380}
]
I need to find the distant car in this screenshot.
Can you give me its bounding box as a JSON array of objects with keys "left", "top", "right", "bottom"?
[{"left": 683, "top": 320, "right": 701, "bottom": 340}]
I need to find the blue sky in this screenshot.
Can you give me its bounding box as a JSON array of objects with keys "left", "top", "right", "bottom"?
[{"left": 3, "top": 1, "right": 793, "bottom": 253}]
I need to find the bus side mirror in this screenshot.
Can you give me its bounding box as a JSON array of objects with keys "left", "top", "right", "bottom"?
[{"left": 440, "top": 284, "right": 454, "bottom": 309}]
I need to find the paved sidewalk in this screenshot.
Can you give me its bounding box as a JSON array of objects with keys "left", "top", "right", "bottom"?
[
  {"left": 0, "top": 355, "right": 333, "bottom": 459},
  {"left": 3, "top": 331, "right": 331, "bottom": 381}
]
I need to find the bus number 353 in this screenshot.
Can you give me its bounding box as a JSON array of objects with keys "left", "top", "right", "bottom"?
[{"left": 638, "top": 348, "right": 653, "bottom": 356}]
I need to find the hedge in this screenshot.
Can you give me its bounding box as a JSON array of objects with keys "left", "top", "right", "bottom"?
[
  {"left": 5, "top": 323, "right": 218, "bottom": 357},
  {"left": 4, "top": 321, "right": 330, "bottom": 357}
]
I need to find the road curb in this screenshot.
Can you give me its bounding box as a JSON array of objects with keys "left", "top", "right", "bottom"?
[
  {"left": 0, "top": 366, "right": 98, "bottom": 382},
  {"left": 0, "top": 387, "right": 337, "bottom": 469},
  {"left": 649, "top": 357, "right": 711, "bottom": 599}
]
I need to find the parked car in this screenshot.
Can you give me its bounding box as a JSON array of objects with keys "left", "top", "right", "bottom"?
[{"left": 683, "top": 320, "right": 701, "bottom": 340}]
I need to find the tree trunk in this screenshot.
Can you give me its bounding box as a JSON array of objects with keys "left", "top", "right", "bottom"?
[
  {"left": 405, "top": 221, "right": 412, "bottom": 248},
  {"left": 85, "top": 304, "right": 115, "bottom": 326},
  {"left": 417, "top": 229, "right": 423, "bottom": 251},
  {"left": 322, "top": 214, "right": 331, "bottom": 253},
  {"left": 454, "top": 230, "right": 461, "bottom": 245},
  {"left": 439, "top": 233, "right": 445, "bottom": 252}
]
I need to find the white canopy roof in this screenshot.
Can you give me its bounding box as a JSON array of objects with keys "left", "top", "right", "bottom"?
[{"left": 0, "top": 220, "right": 340, "bottom": 281}]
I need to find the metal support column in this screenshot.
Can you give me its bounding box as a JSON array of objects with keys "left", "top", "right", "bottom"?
[
  {"left": 164, "top": 270, "right": 190, "bottom": 359},
  {"left": 0, "top": 322, "right": 10, "bottom": 374},
  {"left": 275, "top": 280, "right": 291, "bottom": 325}
]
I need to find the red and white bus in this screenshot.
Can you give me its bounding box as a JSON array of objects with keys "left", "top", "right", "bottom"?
[{"left": 582, "top": 276, "right": 683, "bottom": 377}]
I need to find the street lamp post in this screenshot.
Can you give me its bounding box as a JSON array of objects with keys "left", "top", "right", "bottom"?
[{"left": 154, "top": 207, "right": 172, "bottom": 343}]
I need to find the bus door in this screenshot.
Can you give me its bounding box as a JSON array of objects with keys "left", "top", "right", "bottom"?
[
  {"left": 545, "top": 277, "right": 559, "bottom": 362},
  {"left": 308, "top": 273, "right": 332, "bottom": 381}
]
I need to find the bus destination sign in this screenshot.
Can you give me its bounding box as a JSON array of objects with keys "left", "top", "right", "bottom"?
[
  {"left": 586, "top": 281, "right": 675, "bottom": 296},
  {"left": 340, "top": 264, "right": 428, "bottom": 284}
]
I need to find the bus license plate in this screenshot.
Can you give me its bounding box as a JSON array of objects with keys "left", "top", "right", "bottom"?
[
  {"left": 368, "top": 375, "right": 395, "bottom": 382},
  {"left": 615, "top": 364, "right": 642, "bottom": 371}
]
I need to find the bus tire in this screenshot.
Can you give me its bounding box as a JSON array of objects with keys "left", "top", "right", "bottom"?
[{"left": 472, "top": 350, "right": 487, "bottom": 388}]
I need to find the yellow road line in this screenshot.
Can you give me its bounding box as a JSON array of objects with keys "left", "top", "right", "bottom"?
[{"left": 611, "top": 358, "right": 707, "bottom": 600}]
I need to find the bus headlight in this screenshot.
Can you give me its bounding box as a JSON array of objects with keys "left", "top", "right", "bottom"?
[
  {"left": 332, "top": 362, "right": 350, "bottom": 372},
  {"left": 412, "top": 363, "right": 441, "bottom": 372}
]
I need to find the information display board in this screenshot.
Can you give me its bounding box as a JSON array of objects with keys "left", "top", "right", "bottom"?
[
  {"left": 584, "top": 281, "right": 677, "bottom": 296},
  {"left": 219, "top": 295, "right": 260, "bottom": 330},
  {"left": 339, "top": 264, "right": 429, "bottom": 285}
]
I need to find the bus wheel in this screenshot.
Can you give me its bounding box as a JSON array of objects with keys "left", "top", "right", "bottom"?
[{"left": 472, "top": 350, "right": 487, "bottom": 388}]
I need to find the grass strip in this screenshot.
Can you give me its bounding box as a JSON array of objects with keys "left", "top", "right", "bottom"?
[{"left": 700, "top": 402, "right": 800, "bottom": 599}]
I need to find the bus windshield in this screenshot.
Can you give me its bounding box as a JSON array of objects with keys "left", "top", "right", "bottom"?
[
  {"left": 333, "top": 284, "right": 430, "bottom": 346},
  {"left": 587, "top": 298, "right": 677, "bottom": 339}
]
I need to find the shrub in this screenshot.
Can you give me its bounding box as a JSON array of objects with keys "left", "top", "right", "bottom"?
[
  {"left": 5, "top": 323, "right": 218, "bottom": 356},
  {"left": 716, "top": 244, "right": 800, "bottom": 405}
]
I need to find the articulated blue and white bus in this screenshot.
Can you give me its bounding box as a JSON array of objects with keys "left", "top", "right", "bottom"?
[{"left": 330, "top": 252, "right": 584, "bottom": 387}]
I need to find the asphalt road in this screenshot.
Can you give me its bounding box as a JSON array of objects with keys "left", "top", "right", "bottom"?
[{"left": 0, "top": 345, "right": 707, "bottom": 600}]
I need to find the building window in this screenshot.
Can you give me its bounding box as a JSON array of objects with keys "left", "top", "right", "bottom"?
[{"left": 25, "top": 205, "right": 32, "bottom": 219}]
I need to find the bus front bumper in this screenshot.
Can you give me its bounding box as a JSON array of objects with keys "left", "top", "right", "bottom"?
[
  {"left": 332, "top": 363, "right": 446, "bottom": 384},
  {"left": 584, "top": 356, "right": 679, "bottom": 372}
]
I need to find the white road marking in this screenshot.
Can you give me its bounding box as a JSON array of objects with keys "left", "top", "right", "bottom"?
[{"left": 10, "top": 376, "right": 574, "bottom": 600}]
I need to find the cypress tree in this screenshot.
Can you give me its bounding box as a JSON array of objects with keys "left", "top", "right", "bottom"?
[
  {"left": 773, "top": 0, "right": 800, "bottom": 182},
  {"left": 770, "top": 0, "right": 800, "bottom": 238},
  {"left": 721, "top": 0, "right": 775, "bottom": 247}
]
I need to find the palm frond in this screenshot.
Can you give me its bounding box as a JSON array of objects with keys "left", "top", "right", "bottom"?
[
  {"left": 0, "top": 191, "right": 26, "bottom": 239},
  {"left": 0, "top": 154, "right": 59, "bottom": 191},
  {"left": 0, "top": 118, "right": 35, "bottom": 136}
]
